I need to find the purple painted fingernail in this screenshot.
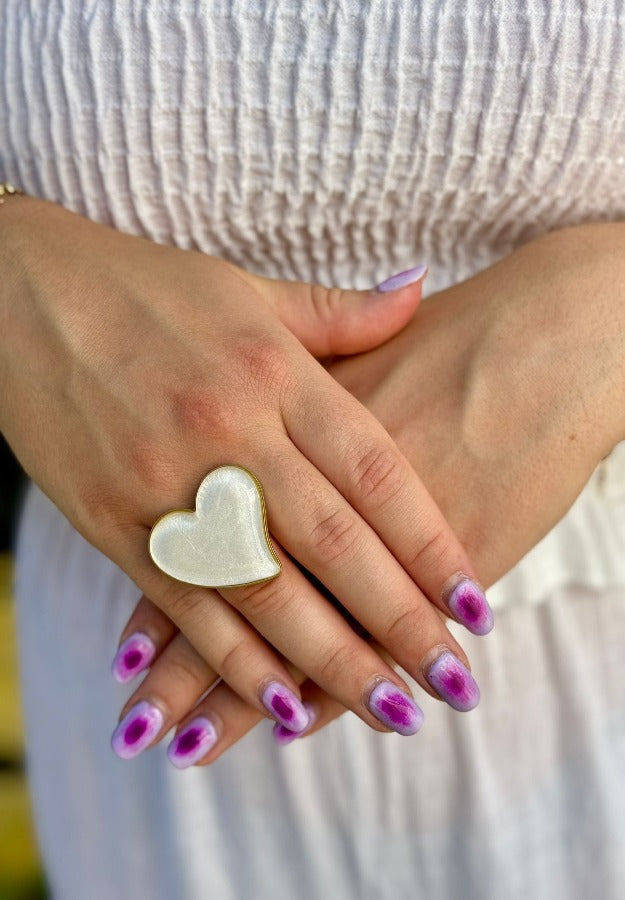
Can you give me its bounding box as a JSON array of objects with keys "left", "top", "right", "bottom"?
[
  {"left": 273, "top": 701, "right": 316, "bottom": 746},
  {"left": 367, "top": 681, "right": 424, "bottom": 735},
  {"left": 376, "top": 264, "right": 428, "bottom": 293},
  {"left": 167, "top": 716, "right": 218, "bottom": 768},
  {"left": 111, "top": 700, "right": 163, "bottom": 760},
  {"left": 261, "top": 682, "right": 310, "bottom": 732},
  {"left": 425, "top": 651, "right": 480, "bottom": 712},
  {"left": 446, "top": 576, "right": 494, "bottom": 635},
  {"left": 111, "top": 632, "right": 156, "bottom": 683}
]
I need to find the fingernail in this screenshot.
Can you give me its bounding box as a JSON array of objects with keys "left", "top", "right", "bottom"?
[
  {"left": 111, "top": 632, "right": 156, "bottom": 683},
  {"left": 445, "top": 575, "right": 494, "bottom": 635},
  {"left": 367, "top": 681, "right": 424, "bottom": 735},
  {"left": 425, "top": 651, "right": 480, "bottom": 712},
  {"left": 261, "top": 681, "right": 310, "bottom": 732},
  {"left": 376, "top": 264, "right": 428, "bottom": 293},
  {"left": 167, "top": 716, "right": 218, "bottom": 768},
  {"left": 273, "top": 701, "right": 316, "bottom": 746},
  {"left": 111, "top": 700, "right": 163, "bottom": 760}
]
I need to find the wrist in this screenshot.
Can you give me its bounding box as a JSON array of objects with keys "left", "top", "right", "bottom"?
[
  {"left": 0, "top": 186, "right": 39, "bottom": 223},
  {"left": 0, "top": 194, "right": 60, "bottom": 429},
  {"left": 544, "top": 223, "right": 625, "bottom": 456},
  {"left": 0, "top": 191, "right": 58, "bottom": 247},
  {"left": 0, "top": 194, "right": 58, "bottom": 297}
]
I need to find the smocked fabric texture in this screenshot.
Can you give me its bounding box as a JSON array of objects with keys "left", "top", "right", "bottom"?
[
  {"left": 4, "top": 1, "right": 625, "bottom": 898},
  {"left": 2, "top": 1, "right": 625, "bottom": 293}
]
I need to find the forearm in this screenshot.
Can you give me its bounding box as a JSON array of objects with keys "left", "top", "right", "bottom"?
[
  {"left": 526, "top": 222, "right": 625, "bottom": 456},
  {"left": 0, "top": 192, "right": 35, "bottom": 318},
  {"left": 0, "top": 194, "right": 42, "bottom": 430}
]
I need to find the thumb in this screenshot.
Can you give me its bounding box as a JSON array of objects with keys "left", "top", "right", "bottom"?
[{"left": 244, "top": 264, "right": 428, "bottom": 357}]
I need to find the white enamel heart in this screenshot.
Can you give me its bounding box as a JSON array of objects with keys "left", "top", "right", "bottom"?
[{"left": 149, "top": 465, "right": 281, "bottom": 588}]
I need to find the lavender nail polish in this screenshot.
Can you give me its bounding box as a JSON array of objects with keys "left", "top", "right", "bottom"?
[
  {"left": 111, "top": 700, "right": 163, "bottom": 760},
  {"left": 111, "top": 632, "right": 156, "bottom": 683},
  {"left": 426, "top": 651, "right": 480, "bottom": 712},
  {"left": 367, "top": 681, "right": 424, "bottom": 736},
  {"left": 167, "top": 716, "right": 218, "bottom": 768},
  {"left": 261, "top": 682, "right": 310, "bottom": 732},
  {"left": 447, "top": 577, "right": 494, "bottom": 635},
  {"left": 273, "top": 702, "right": 316, "bottom": 746},
  {"left": 376, "top": 264, "right": 428, "bottom": 293}
]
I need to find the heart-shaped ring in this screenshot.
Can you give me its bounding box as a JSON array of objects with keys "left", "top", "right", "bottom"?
[{"left": 148, "top": 465, "right": 282, "bottom": 588}]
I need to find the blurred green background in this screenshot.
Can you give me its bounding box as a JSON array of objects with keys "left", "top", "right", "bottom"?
[{"left": 0, "top": 436, "right": 47, "bottom": 899}]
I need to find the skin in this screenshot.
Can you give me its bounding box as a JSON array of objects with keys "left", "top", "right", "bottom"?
[
  {"left": 116, "top": 221, "right": 625, "bottom": 762},
  {"left": 0, "top": 194, "right": 483, "bottom": 740}
]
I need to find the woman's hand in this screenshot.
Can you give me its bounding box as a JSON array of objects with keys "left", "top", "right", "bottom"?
[
  {"left": 0, "top": 195, "right": 488, "bottom": 756},
  {"left": 121, "top": 222, "right": 625, "bottom": 764},
  {"left": 333, "top": 222, "right": 625, "bottom": 584}
]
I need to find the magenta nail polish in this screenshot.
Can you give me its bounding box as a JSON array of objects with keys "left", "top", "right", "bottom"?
[
  {"left": 261, "top": 682, "right": 310, "bottom": 732},
  {"left": 167, "top": 716, "right": 218, "bottom": 768},
  {"left": 111, "top": 700, "right": 163, "bottom": 760},
  {"left": 273, "top": 701, "right": 316, "bottom": 746},
  {"left": 426, "top": 651, "right": 480, "bottom": 712},
  {"left": 446, "top": 577, "right": 494, "bottom": 635},
  {"left": 376, "top": 264, "right": 428, "bottom": 293},
  {"left": 111, "top": 632, "right": 156, "bottom": 683},
  {"left": 367, "top": 681, "right": 424, "bottom": 735}
]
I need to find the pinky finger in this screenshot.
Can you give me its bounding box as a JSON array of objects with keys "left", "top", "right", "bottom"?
[
  {"left": 112, "top": 594, "right": 177, "bottom": 683},
  {"left": 167, "top": 683, "right": 266, "bottom": 769}
]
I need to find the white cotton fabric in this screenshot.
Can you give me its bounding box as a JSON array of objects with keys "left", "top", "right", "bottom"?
[{"left": 4, "top": 1, "right": 625, "bottom": 897}]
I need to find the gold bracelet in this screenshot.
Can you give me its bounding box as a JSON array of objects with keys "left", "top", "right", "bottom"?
[{"left": 0, "top": 182, "right": 24, "bottom": 204}]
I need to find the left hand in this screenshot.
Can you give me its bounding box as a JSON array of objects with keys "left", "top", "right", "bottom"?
[{"left": 114, "top": 221, "right": 625, "bottom": 760}]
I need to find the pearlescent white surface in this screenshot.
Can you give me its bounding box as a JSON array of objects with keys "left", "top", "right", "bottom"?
[{"left": 149, "top": 466, "right": 281, "bottom": 587}]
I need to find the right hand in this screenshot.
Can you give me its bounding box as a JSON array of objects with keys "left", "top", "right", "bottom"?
[{"left": 0, "top": 196, "right": 489, "bottom": 751}]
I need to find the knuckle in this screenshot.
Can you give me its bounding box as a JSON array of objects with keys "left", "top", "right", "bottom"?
[
  {"left": 384, "top": 603, "right": 430, "bottom": 652},
  {"left": 231, "top": 332, "right": 292, "bottom": 402},
  {"left": 72, "top": 478, "right": 130, "bottom": 539},
  {"left": 308, "top": 508, "right": 360, "bottom": 565},
  {"left": 317, "top": 640, "right": 360, "bottom": 683},
  {"left": 231, "top": 579, "right": 293, "bottom": 620},
  {"left": 351, "top": 445, "right": 407, "bottom": 508},
  {"left": 406, "top": 528, "right": 450, "bottom": 579},
  {"left": 308, "top": 282, "right": 343, "bottom": 324},
  {"left": 126, "top": 433, "right": 178, "bottom": 495},
  {"left": 161, "top": 585, "right": 207, "bottom": 625},
  {"left": 218, "top": 638, "right": 257, "bottom": 682},
  {"left": 163, "top": 653, "right": 207, "bottom": 691},
  {"left": 168, "top": 381, "right": 234, "bottom": 444}
]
